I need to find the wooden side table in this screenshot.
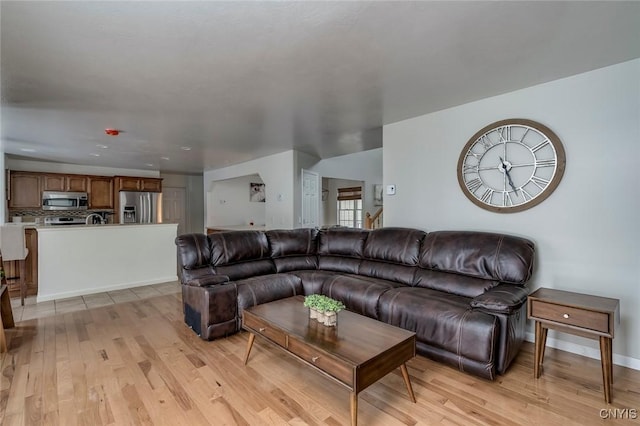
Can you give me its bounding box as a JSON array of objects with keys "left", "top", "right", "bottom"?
[{"left": 527, "top": 288, "right": 620, "bottom": 403}]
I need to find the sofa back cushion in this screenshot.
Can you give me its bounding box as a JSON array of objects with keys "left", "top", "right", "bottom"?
[
  {"left": 176, "top": 233, "right": 211, "bottom": 270},
  {"left": 317, "top": 228, "right": 369, "bottom": 273},
  {"left": 175, "top": 233, "right": 215, "bottom": 284},
  {"left": 359, "top": 227, "right": 426, "bottom": 285},
  {"left": 417, "top": 231, "right": 535, "bottom": 284},
  {"left": 266, "top": 228, "right": 319, "bottom": 272},
  {"left": 208, "top": 231, "right": 275, "bottom": 280}
]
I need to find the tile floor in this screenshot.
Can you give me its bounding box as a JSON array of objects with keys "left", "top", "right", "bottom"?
[{"left": 9, "top": 281, "right": 181, "bottom": 322}]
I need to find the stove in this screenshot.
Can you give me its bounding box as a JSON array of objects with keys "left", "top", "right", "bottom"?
[{"left": 44, "top": 216, "right": 86, "bottom": 226}]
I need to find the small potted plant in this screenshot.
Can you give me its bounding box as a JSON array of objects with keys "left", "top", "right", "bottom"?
[
  {"left": 321, "top": 298, "right": 345, "bottom": 327},
  {"left": 303, "top": 294, "right": 322, "bottom": 319},
  {"left": 303, "top": 294, "right": 345, "bottom": 327}
]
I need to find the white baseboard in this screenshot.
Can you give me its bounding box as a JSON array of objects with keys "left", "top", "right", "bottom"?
[
  {"left": 36, "top": 276, "right": 178, "bottom": 303},
  {"left": 525, "top": 332, "right": 640, "bottom": 371}
]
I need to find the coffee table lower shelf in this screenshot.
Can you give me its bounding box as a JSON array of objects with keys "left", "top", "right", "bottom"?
[{"left": 242, "top": 296, "right": 417, "bottom": 426}]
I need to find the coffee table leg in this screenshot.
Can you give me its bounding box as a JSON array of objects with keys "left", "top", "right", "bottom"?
[
  {"left": 243, "top": 333, "right": 256, "bottom": 365},
  {"left": 350, "top": 392, "right": 358, "bottom": 426},
  {"left": 400, "top": 363, "right": 416, "bottom": 403}
]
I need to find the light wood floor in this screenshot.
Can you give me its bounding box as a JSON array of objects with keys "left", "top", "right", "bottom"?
[{"left": 1, "top": 292, "right": 639, "bottom": 426}]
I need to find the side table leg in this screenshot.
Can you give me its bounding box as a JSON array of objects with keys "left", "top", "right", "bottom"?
[
  {"left": 243, "top": 333, "right": 256, "bottom": 365},
  {"left": 599, "top": 336, "right": 612, "bottom": 403},
  {"left": 350, "top": 392, "right": 358, "bottom": 426},
  {"left": 400, "top": 363, "right": 416, "bottom": 403},
  {"left": 534, "top": 321, "right": 548, "bottom": 378}
]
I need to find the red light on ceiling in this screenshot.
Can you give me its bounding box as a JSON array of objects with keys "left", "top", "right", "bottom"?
[{"left": 105, "top": 128, "right": 120, "bottom": 136}]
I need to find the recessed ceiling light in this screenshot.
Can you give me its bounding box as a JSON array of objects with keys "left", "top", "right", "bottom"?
[
  {"left": 160, "top": 156, "right": 170, "bottom": 161},
  {"left": 90, "top": 153, "right": 101, "bottom": 157},
  {"left": 20, "top": 148, "right": 36, "bottom": 152},
  {"left": 180, "top": 146, "right": 191, "bottom": 151},
  {"left": 145, "top": 163, "right": 154, "bottom": 167},
  {"left": 96, "top": 144, "right": 108, "bottom": 149}
]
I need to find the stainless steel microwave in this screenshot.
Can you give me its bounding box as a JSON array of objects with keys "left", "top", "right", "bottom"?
[{"left": 42, "top": 191, "right": 89, "bottom": 210}]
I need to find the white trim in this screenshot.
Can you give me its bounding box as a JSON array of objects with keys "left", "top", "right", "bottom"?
[
  {"left": 36, "top": 276, "right": 177, "bottom": 303},
  {"left": 525, "top": 333, "right": 640, "bottom": 371}
]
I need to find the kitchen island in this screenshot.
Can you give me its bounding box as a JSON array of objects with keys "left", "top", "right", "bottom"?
[{"left": 36, "top": 223, "right": 178, "bottom": 302}]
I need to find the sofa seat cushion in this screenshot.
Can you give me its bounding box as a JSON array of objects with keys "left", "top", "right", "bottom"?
[
  {"left": 288, "top": 270, "right": 338, "bottom": 296},
  {"left": 378, "top": 287, "right": 499, "bottom": 366},
  {"left": 321, "top": 274, "right": 404, "bottom": 319},
  {"left": 413, "top": 268, "right": 498, "bottom": 299},
  {"left": 236, "top": 274, "right": 303, "bottom": 313},
  {"left": 359, "top": 260, "right": 418, "bottom": 286}
]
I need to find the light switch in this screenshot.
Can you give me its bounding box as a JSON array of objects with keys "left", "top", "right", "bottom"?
[{"left": 386, "top": 185, "right": 396, "bottom": 196}]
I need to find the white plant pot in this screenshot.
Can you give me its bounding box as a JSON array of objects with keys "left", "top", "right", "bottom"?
[
  {"left": 317, "top": 310, "right": 326, "bottom": 323},
  {"left": 309, "top": 307, "right": 318, "bottom": 319},
  {"left": 323, "top": 312, "right": 337, "bottom": 327}
]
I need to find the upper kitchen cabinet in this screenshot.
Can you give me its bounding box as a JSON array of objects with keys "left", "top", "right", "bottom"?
[
  {"left": 42, "top": 173, "right": 88, "bottom": 192},
  {"left": 8, "top": 171, "right": 42, "bottom": 208},
  {"left": 88, "top": 177, "right": 114, "bottom": 209},
  {"left": 140, "top": 178, "right": 162, "bottom": 192},
  {"left": 115, "top": 176, "right": 162, "bottom": 192}
]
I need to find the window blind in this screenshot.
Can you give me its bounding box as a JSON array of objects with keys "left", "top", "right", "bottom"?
[{"left": 337, "top": 186, "right": 362, "bottom": 201}]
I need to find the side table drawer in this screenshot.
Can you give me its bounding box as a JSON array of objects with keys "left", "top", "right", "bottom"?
[
  {"left": 288, "top": 337, "right": 353, "bottom": 387},
  {"left": 530, "top": 300, "right": 610, "bottom": 334},
  {"left": 243, "top": 313, "right": 287, "bottom": 347}
]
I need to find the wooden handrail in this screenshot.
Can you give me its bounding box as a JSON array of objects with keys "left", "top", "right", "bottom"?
[{"left": 364, "top": 208, "right": 383, "bottom": 229}]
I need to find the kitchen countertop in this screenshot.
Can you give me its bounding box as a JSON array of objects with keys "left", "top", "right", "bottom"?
[{"left": 7, "top": 222, "right": 177, "bottom": 230}]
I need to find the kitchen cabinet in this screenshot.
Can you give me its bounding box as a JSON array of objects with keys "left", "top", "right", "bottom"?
[
  {"left": 42, "top": 173, "right": 88, "bottom": 192},
  {"left": 115, "top": 176, "right": 140, "bottom": 191},
  {"left": 88, "top": 177, "right": 114, "bottom": 209},
  {"left": 140, "top": 178, "right": 162, "bottom": 192},
  {"left": 8, "top": 171, "right": 41, "bottom": 208},
  {"left": 4, "top": 228, "right": 38, "bottom": 298},
  {"left": 115, "top": 176, "right": 162, "bottom": 192}
]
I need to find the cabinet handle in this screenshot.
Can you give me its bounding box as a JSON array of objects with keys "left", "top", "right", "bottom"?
[
  {"left": 259, "top": 327, "right": 265, "bottom": 332},
  {"left": 563, "top": 313, "right": 570, "bottom": 319},
  {"left": 311, "top": 356, "right": 319, "bottom": 363}
]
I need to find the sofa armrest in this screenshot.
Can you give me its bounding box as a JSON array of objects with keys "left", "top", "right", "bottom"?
[
  {"left": 470, "top": 284, "right": 529, "bottom": 314},
  {"left": 185, "top": 275, "right": 230, "bottom": 287}
]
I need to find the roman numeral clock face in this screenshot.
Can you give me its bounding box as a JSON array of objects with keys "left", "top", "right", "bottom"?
[{"left": 457, "top": 119, "right": 566, "bottom": 213}]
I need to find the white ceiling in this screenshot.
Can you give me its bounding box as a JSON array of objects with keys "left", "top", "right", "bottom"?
[{"left": 2, "top": 1, "right": 639, "bottom": 174}]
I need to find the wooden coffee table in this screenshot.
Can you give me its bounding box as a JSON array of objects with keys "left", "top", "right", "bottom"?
[{"left": 242, "top": 296, "right": 416, "bottom": 426}]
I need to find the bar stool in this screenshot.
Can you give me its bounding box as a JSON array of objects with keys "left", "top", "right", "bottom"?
[{"left": 0, "top": 224, "right": 29, "bottom": 306}]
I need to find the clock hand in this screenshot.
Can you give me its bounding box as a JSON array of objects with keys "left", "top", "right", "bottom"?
[{"left": 499, "top": 156, "right": 518, "bottom": 194}]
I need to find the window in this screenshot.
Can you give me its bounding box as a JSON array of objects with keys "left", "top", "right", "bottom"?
[{"left": 337, "top": 186, "right": 363, "bottom": 228}]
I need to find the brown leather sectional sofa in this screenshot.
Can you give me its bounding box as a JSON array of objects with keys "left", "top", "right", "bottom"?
[{"left": 175, "top": 227, "right": 534, "bottom": 380}]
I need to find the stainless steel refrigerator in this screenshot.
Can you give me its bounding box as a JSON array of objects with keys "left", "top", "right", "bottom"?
[{"left": 119, "top": 191, "right": 162, "bottom": 224}]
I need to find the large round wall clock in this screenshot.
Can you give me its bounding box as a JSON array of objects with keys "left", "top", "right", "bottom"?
[{"left": 457, "top": 119, "right": 566, "bottom": 213}]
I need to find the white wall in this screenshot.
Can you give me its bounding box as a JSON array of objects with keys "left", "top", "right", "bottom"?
[
  {"left": 310, "top": 148, "right": 383, "bottom": 222},
  {"left": 37, "top": 224, "right": 178, "bottom": 301},
  {"left": 0, "top": 152, "right": 5, "bottom": 223},
  {"left": 209, "top": 174, "right": 266, "bottom": 226},
  {"left": 203, "top": 150, "right": 295, "bottom": 229},
  {"left": 384, "top": 59, "right": 640, "bottom": 367}
]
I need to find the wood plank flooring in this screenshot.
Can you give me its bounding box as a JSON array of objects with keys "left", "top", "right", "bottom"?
[{"left": 1, "top": 292, "right": 639, "bottom": 425}]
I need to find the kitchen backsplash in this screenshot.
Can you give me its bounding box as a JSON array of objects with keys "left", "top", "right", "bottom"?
[{"left": 8, "top": 209, "right": 114, "bottom": 222}]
